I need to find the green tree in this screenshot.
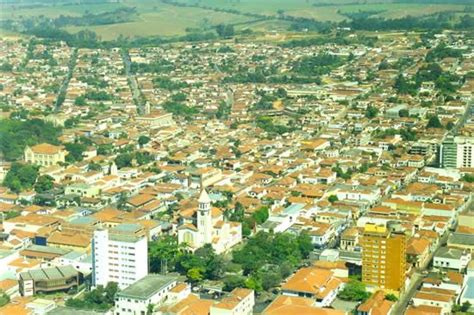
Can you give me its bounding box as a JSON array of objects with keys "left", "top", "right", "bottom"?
[
  {"left": 3, "top": 163, "right": 39, "bottom": 193},
  {"left": 338, "top": 280, "right": 371, "bottom": 302},
  {"left": 216, "top": 24, "right": 235, "bottom": 38},
  {"left": 260, "top": 270, "right": 282, "bottom": 290},
  {"left": 223, "top": 275, "right": 246, "bottom": 291},
  {"left": 187, "top": 267, "right": 204, "bottom": 283},
  {"left": 461, "top": 301, "right": 471, "bottom": 312},
  {"left": 34, "top": 175, "right": 54, "bottom": 193},
  {"left": 462, "top": 174, "right": 474, "bottom": 183},
  {"left": 426, "top": 115, "right": 443, "bottom": 128},
  {"left": 385, "top": 293, "right": 398, "bottom": 301},
  {"left": 328, "top": 195, "right": 338, "bottom": 203},
  {"left": 138, "top": 135, "right": 151, "bottom": 147},
  {"left": 65, "top": 282, "right": 117, "bottom": 311},
  {"left": 446, "top": 121, "right": 455, "bottom": 130},
  {"left": 104, "top": 282, "right": 118, "bottom": 303},
  {"left": 0, "top": 118, "right": 61, "bottom": 161},
  {"left": 399, "top": 109, "right": 409, "bottom": 117},
  {"left": 365, "top": 105, "right": 379, "bottom": 118},
  {"left": 0, "top": 290, "right": 10, "bottom": 307},
  {"left": 74, "top": 95, "right": 87, "bottom": 106},
  {"left": 245, "top": 276, "right": 263, "bottom": 292},
  {"left": 87, "top": 162, "right": 103, "bottom": 171},
  {"left": 252, "top": 206, "right": 269, "bottom": 224},
  {"left": 64, "top": 117, "right": 80, "bottom": 128},
  {"left": 114, "top": 153, "right": 133, "bottom": 169},
  {"left": 136, "top": 152, "right": 154, "bottom": 166},
  {"left": 146, "top": 304, "right": 154, "bottom": 315},
  {"left": 65, "top": 143, "right": 87, "bottom": 162},
  {"left": 149, "top": 236, "right": 181, "bottom": 273}
]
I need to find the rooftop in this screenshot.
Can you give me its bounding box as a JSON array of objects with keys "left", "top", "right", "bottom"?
[{"left": 117, "top": 274, "right": 177, "bottom": 300}]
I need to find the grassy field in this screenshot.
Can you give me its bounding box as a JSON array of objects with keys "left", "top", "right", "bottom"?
[
  {"left": 65, "top": 3, "right": 253, "bottom": 39},
  {"left": 0, "top": 2, "right": 127, "bottom": 18},
  {"left": 0, "top": 0, "right": 470, "bottom": 39},
  {"left": 175, "top": 0, "right": 469, "bottom": 20}
]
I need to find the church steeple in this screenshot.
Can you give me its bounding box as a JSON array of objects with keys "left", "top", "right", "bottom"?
[
  {"left": 198, "top": 189, "right": 211, "bottom": 210},
  {"left": 197, "top": 189, "right": 212, "bottom": 244}
]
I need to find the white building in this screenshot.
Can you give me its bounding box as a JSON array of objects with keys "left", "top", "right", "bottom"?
[
  {"left": 114, "top": 274, "right": 188, "bottom": 315},
  {"left": 177, "top": 190, "right": 242, "bottom": 254},
  {"left": 433, "top": 247, "right": 472, "bottom": 272},
  {"left": 92, "top": 224, "right": 148, "bottom": 290},
  {"left": 440, "top": 136, "right": 474, "bottom": 169}
]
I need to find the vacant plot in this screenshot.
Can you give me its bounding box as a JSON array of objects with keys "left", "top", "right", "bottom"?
[
  {"left": 64, "top": 4, "right": 253, "bottom": 39},
  {"left": 0, "top": 0, "right": 470, "bottom": 40},
  {"left": 176, "top": 0, "right": 468, "bottom": 21},
  {"left": 335, "top": 3, "right": 466, "bottom": 18},
  {"left": 0, "top": 2, "right": 126, "bottom": 19}
]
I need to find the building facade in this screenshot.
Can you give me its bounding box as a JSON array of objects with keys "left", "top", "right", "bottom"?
[
  {"left": 92, "top": 224, "right": 148, "bottom": 290},
  {"left": 440, "top": 136, "right": 474, "bottom": 169},
  {"left": 114, "top": 274, "right": 182, "bottom": 315},
  {"left": 24, "top": 143, "right": 67, "bottom": 167},
  {"left": 177, "top": 189, "right": 242, "bottom": 254},
  {"left": 19, "top": 265, "right": 80, "bottom": 297},
  {"left": 361, "top": 223, "right": 406, "bottom": 293}
]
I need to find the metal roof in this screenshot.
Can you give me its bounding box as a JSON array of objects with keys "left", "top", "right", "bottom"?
[
  {"left": 20, "top": 265, "right": 78, "bottom": 282},
  {"left": 117, "top": 274, "right": 177, "bottom": 300}
]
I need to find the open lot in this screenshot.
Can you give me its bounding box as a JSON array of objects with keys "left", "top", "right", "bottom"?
[
  {"left": 65, "top": 4, "right": 253, "bottom": 39},
  {"left": 0, "top": 0, "right": 471, "bottom": 39},
  {"left": 175, "top": 0, "right": 469, "bottom": 21}
]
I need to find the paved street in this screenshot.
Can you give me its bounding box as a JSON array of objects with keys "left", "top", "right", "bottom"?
[{"left": 391, "top": 271, "right": 423, "bottom": 314}]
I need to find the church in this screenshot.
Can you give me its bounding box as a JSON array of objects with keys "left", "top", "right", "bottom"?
[{"left": 177, "top": 189, "right": 242, "bottom": 254}]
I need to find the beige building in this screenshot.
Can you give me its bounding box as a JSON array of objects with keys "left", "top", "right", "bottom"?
[
  {"left": 24, "top": 143, "right": 67, "bottom": 167},
  {"left": 210, "top": 288, "right": 254, "bottom": 315},
  {"left": 135, "top": 111, "right": 174, "bottom": 129},
  {"left": 361, "top": 223, "right": 406, "bottom": 293}
]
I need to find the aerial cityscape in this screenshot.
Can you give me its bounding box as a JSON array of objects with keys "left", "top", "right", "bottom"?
[{"left": 0, "top": 0, "right": 473, "bottom": 314}]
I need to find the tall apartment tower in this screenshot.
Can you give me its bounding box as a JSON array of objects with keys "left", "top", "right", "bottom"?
[
  {"left": 361, "top": 223, "right": 406, "bottom": 293},
  {"left": 440, "top": 136, "right": 474, "bottom": 168},
  {"left": 92, "top": 223, "right": 148, "bottom": 290}
]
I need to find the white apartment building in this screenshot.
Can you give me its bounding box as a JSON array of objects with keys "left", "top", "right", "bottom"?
[
  {"left": 440, "top": 136, "right": 474, "bottom": 169},
  {"left": 92, "top": 224, "right": 148, "bottom": 290}
]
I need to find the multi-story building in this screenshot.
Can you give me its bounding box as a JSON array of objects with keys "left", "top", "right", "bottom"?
[
  {"left": 440, "top": 136, "right": 474, "bottom": 168},
  {"left": 92, "top": 223, "right": 148, "bottom": 290},
  {"left": 114, "top": 274, "right": 184, "bottom": 315},
  {"left": 24, "top": 143, "right": 67, "bottom": 167},
  {"left": 361, "top": 223, "right": 406, "bottom": 293},
  {"left": 19, "top": 265, "right": 80, "bottom": 296}
]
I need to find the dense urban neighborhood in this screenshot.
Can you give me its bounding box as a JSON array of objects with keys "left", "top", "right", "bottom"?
[{"left": 0, "top": 2, "right": 473, "bottom": 314}]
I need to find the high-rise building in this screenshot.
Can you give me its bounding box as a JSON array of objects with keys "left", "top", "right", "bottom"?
[
  {"left": 361, "top": 223, "right": 406, "bottom": 293},
  {"left": 92, "top": 223, "right": 148, "bottom": 290},
  {"left": 440, "top": 136, "right": 474, "bottom": 169}
]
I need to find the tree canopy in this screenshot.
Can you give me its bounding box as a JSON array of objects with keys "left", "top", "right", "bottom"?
[
  {"left": 338, "top": 279, "right": 371, "bottom": 302},
  {"left": 66, "top": 282, "right": 118, "bottom": 311},
  {"left": 0, "top": 118, "right": 61, "bottom": 161},
  {"left": 3, "top": 163, "right": 39, "bottom": 193}
]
